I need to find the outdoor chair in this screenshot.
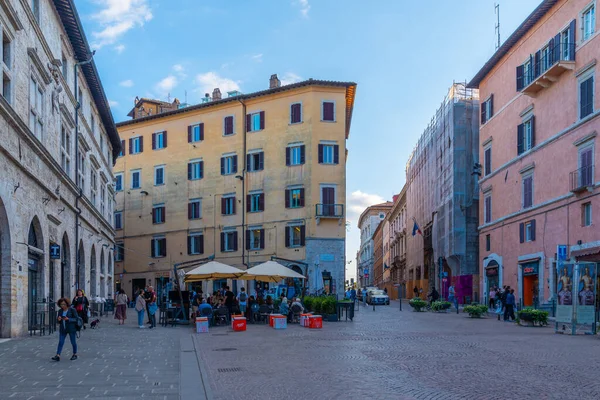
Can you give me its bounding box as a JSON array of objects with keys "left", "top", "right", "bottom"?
[
  {"left": 200, "top": 307, "right": 213, "bottom": 326},
  {"left": 290, "top": 304, "right": 303, "bottom": 324},
  {"left": 258, "top": 304, "right": 272, "bottom": 324},
  {"left": 250, "top": 303, "right": 260, "bottom": 323},
  {"left": 214, "top": 307, "right": 228, "bottom": 326}
]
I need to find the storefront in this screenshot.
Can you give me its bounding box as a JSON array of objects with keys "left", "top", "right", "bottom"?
[{"left": 520, "top": 261, "right": 539, "bottom": 307}]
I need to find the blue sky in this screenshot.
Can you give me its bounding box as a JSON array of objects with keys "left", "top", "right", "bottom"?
[{"left": 76, "top": 0, "right": 541, "bottom": 281}]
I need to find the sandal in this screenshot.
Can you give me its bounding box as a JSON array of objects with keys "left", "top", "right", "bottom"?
[
  {"left": 70, "top": 355, "right": 78, "bottom": 361},
  {"left": 51, "top": 355, "right": 60, "bottom": 361}
]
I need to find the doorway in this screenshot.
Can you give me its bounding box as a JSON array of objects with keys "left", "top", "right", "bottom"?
[
  {"left": 521, "top": 261, "right": 539, "bottom": 307},
  {"left": 131, "top": 278, "right": 146, "bottom": 298}
]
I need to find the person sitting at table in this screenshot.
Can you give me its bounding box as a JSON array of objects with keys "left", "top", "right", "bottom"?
[
  {"left": 198, "top": 298, "right": 213, "bottom": 320},
  {"left": 246, "top": 295, "right": 257, "bottom": 322},
  {"left": 212, "top": 298, "right": 223, "bottom": 309},
  {"left": 279, "top": 297, "right": 289, "bottom": 316},
  {"left": 288, "top": 298, "right": 304, "bottom": 322},
  {"left": 265, "top": 295, "right": 274, "bottom": 311}
]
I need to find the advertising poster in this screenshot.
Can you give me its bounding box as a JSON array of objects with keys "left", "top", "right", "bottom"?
[
  {"left": 556, "top": 264, "right": 573, "bottom": 323},
  {"left": 576, "top": 264, "right": 596, "bottom": 325}
]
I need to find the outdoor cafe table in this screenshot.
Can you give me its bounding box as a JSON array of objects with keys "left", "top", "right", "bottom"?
[{"left": 336, "top": 301, "right": 354, "bottom": 321}]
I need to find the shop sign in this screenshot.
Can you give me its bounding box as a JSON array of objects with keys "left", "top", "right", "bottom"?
[
  {"left": 522, "top": 262, "right": 538, "bottom": 276},
  {"left": 320, "top": 254, "right": 334, "bottom": 262},
  {"left": 155, "top": 271, "right": 170, "bottom": 278},
  {"left": 486, "top": 267, "right": 498, "bottom": 277}
]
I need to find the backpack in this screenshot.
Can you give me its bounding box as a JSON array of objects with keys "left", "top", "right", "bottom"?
[{"left": 239, "top": 292, "right": 247, "bottom": 302}]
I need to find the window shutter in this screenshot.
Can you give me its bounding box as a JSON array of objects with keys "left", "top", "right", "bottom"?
[
  {"left": 299, "top": 188, "right": 305, "bottom": 207},
  {"left": 161, "top": 206, "right": 166, "bottom": 223},
  {"left": 286, "top": 147, "right": 291, "bottom": 166},
  {"left": 187, "top": 236, "right": 191, "bottom": 255},
  {"left": 187, "top": 163, "right": 192, "bottom": 180},
  {"left": 259, "top": 111, "right": 265, "bottom": 130},
  {"left": 534, "top": 50, "right": 541, "bottom": 78},
  {"left": 188, "top": 126, "right": 192, "bottom": 142},
  {"left": 163, "top": 131, "right": 168, "bottom": 147},
  {"left": 246, "top": 195, "right": 251, "bottom": 212},
  {"left": 548, "top": 37, "right": 555, "bottom": 64},
  {"left": 285, "top": 190, "right": 290, "bottom": 208},
  {"left": 151, "top": 239, "right": 154, "bottom": 257},
  {"left": 221, "top": 198, "right": 226, "bottom": 214},
  {"left": 139, "top": 136, "right": 143, "bottom": 152},
  {"left": 245, "top": 230, "right": 251, "bottom": 250},
  {"left": 199, "top": 123, "right": 204, "bottom": 141},
  {"left": 246, "top": 114, "right": 251, "bottom": 132},
  {"left": 489, "top": 94, "right": 494, "bottom": 118},
  {"left": 162, "top": 238, "right": 167, "bottom": 257},
  {"left": 334, "top": 145, "right": 339, "bottom": 164},
  {"left": 259, "top": 193, "right": 265, "bottom": 211},
  {"left": 199, "top": 161, "right": 204, "bottom": 179},
  {"left": 481, "top": 101, "right": 487, "bottom": 124},
  {"left": 199, "top": 235, "right": 204, "bottom": 254},
  {"left": 120, "top": 140, "right": 125, "bottom": 155},
  {"left": 152, "top": 208, "right": 156, "bottom": 224},
  {"left": 531, "top": 219, "right": 536, "bottom": 241},
  {"left": 516, "top": 65, "right": 524, "bottom": 92},
  {"left": 220, "top": 232, "right": 225, "bottom": 252},
  {"left": 569, "top": 19, "right": 576, "bottom": 60},
  {"left": 246, "top": 154, "right": 252, "bottom": 171},
  {"left": 323, "top": 102, "right": 334, "bottom": 121},
  {"left": 232, "top": 197, "right": 236, "bottom": 214},
  {"left": 152, "top": 133, "right": 156, "bottom": 150},
  {"left": 290, "top": 104, "right": 296, "bottom": 123},
  {"left": 484, "top": 148, "right": 491, "bottom": 175},
  {"left": 318, "top": 144, "right": 324, "bottom": 163},
  {"left": 233, "top": 231, "right": 238, "bottom": 251},
  {"left": 519, "top": 223, "right": 524, "bottom": 243},
  {"left": 580, "top": 79, "right": 588, "bottom": 118},
  {"left": 260, "top": 229, "right": 265, "bottom": 249},
  {"left": 129, "top": 138, "right": 133, "bottom": 154},
  {"left": 188, "top": 203, "right": 192, "bottom": 219},
  {"left": 300, "top": 225, "right": 306, "bottom": 246},
  {"left": 553, "top": 33, "right": 561, "bottom": 62},
  {"left": 530, "top": 116, "right": 536, "bottom": 147},
  {"left": 300, "top": 145, "right": 305, "bottom": 164},
  {"left": 220, "top": 157, "right": 225, "bottom": 175},
  {"left": 285, "top": 227, "right": 290, "bottom": 248},
  {"left": 258, "top": 152, "right": 264, "bottom": 170},
  {"left": 517, "top": 123, "right": 524, "bottom": 155},
  {"left": 232, "top": 155, "right": 238, "bottom": 173}
]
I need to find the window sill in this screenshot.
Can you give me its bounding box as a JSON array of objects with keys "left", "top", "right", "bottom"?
[
  {"left": 223, "top": 133, "right": 236, "bottom": 137},
  {"left": 286, "top": 206, "right": 304, "bottom": 210},
  {"left": 189, "top": 252, "right": 204, "bottom": 256},
  {"left": 221, "top": 173, "right": 237, "bottom": 176},
  {"left": 153, "top": 148, "right": 166, "bottom": 151},
  {"left": 189, "top": 178, "right": 203, "bottom": 181},
  {"left": 154, "top": 183, "right": 165, "bottom": 187},
  {"left": 222, "top": 249, "right": 236, "bottom": 253},
  {"left": 151, "top": 256, "right": 166, "bottom": 259},
  {"left": 130, "top": 187, "right": 141, "bottom": 190},
  {"left": 287, "top": 163, "right": 305, "bottom": 167},
  {"left": 152, "top": 222, "right": 165, "bottom": 225},
  {"left": 289, "top": 121, "right": 303, "bottom": 126},
  {"left": 248, "top": 210, "right": 264, "bottom": 214},
  {"left": 288, "top": 245, "right": 304, "bottom": 249},
  {"left": 190, "top": 140, "right": 203, "bottom": 144},
  {"left": 221, "top": 213, "right": 236, "bottom": 216},
  {"left": 320, "top": 120, "right": 336, "bottom": 123},
  {"left": 249, "top": 248, "right": 264, "bottom": 251},
  {"left": 247, "top": 169, "right": 264, "bottom": 173},
  {"left": 248, "top": 129, "right": 264, "bottom": 133},
  {"left": 319, "top": 162, "right": 338, "bottom": 166},
  {"left": 189, "top": 217, "right": 202, "bottom": 221}
]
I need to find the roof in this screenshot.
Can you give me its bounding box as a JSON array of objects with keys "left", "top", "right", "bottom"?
[
  {"left": 117, "top": 79, "right": 357, "bottom": 138},
  {"left": 52, "top": 0, "right": 121, "bottom": 162},
  {"left": 357, "top": 202, "right": 393, "bottom": 228},
  {"left": 126, "top": 97, "right": 179, "bottom": 117},
  {"left": 467, "top": 0, "right": 558, "bottom": 88}
]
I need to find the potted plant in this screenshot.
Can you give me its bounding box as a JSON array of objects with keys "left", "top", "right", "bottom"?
[
  {"left": 431, "top": 301, "right": 452, "bottom": 312},
  {"left": 323, "top": 297, "right": 338, "bottom": 321},
  {"left": 409, "top": 297, "right": 427, "bottom": 312},
  {"left": 517, "top": 308, "right": 548, "bottom": 326},
  {"left": 463, "top": 304, "right": 488, "bottom": 318}
]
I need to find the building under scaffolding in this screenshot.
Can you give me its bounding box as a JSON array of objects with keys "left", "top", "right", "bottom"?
[{"left": 405, "top": 83, "right": 480, "bottom": 303}]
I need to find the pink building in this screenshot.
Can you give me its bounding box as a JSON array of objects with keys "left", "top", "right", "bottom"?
[{"left": 469, "top": 0, "right": 599, "bottom": 309}]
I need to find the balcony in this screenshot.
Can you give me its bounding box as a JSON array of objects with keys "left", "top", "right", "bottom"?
[
  {"left": 570, "top": 165, "right": 595, "bottom": 193},
  {"left": 315, "top": 203, "right": 344, "bottom": 218},
  {"left": 518, "top": 42, "right": 575, "bottom": 97}
]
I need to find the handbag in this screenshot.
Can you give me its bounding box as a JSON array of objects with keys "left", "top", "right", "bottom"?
[{"left": 148, "top": 302, "right": 158, "bottom": 316}]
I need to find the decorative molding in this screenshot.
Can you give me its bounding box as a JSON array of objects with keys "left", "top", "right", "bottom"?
[
  {"left": 60, "top": 103, "right": 75, "bottom": 129},
  {"left": 573, "top": 131, "right": 597, "bottom": 146},
  {"left": 89, "top": 154, "right": 101, "bottom": 169},
  {"left": 482, "top": 136, "right": 493, "bottom": 147},
  {"left": 519, "top": 162, "right": 535, "bottom": 174},
  {"left": 47, "top": 214, "right": 62, "bottom": 226},
  {"left": 519, "top": 104, "right": 534, "bottom": 117},
  {"left": 0, "top": 0, "right": 24, "bottom": 31},
  {"left": 575, "top": 59, "right": 597, "bottom": 77},
  {"left": 27, "top": 48, "right": 52, "bottom": 85},
  {"left": 78, "top": 133, "right": 91, "bottom": 153},
  {"left": 482, "top": 185, "right": 493, "bottom": 194}
]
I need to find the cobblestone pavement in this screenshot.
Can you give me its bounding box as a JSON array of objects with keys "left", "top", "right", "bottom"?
[
  {"left": 0, "top": 313, "right": 186, "bottom": 400},
  {"left": 194, "top": 302, "right": 600, "bottom": 400}
]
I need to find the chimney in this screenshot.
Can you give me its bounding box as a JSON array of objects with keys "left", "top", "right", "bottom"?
[
  {"left": 269, "top": 74, "right": 281, "bottom": 89},
  {"left": 212, "top": 88, "right": 222, "bottom": 100}
]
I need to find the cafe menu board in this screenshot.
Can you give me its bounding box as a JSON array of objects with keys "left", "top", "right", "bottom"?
[
  {"left": 576, "top": 264, "right": 596, "bottom": 325},
  {"left": 556, "top": 264, "right": 573, "bottom": 323}
]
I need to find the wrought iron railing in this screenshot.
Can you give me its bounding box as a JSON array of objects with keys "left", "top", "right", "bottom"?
[
  {"left": 570, "top": 165, "right": 594, "bottom": 192},
  {"left": 517, "top": 41, "right": 575, "bottom": 91},
  {"left": 315, "top": 204, "right": 344, "bottom": 218}
]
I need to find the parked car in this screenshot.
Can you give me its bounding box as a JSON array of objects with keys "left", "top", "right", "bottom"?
[
  {"left": 358, "top": 287, "right": 378, "bottom": 301},
  {"left": 367, "top": 290, "right": 390, "bottom": 305}
]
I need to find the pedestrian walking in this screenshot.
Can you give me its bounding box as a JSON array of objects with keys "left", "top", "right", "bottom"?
[
  {"left": 237, "top": 287, "right": 248, "bottom": 315},
  {"left": 448, "top": 284, "right": 458, "bottom": 312},
  {"left": 144, "top": 286, "right": 152, "bottom": 324},
  {"left": 52, "top": 297, "right": 79, "bottom": 361},
  {"left": 488, "top": 287, "right": 497, "bottom": 310},
  {"left": 362, "top": 288, "right": 367, "bottom": 306},
  {"left": 504, "top": 289, "right": 516, "bottom": 321},
  {"left": 224, "top": 286, "right": 235, "bottom": 319},
  {"left": 114, "top": 289, "right": 128, "bottom": 325},
  {"left": 135, "top": 289, "right": 147, "bottom": 329},
  {"left": 72, "top": 289, "right": 89, "bottom": 330},
  {"left": 413, "top": 286, "right": 419, "bottom": 298},
  {"left": 147, "top": 286, "right": 157, "bottom": 329}
]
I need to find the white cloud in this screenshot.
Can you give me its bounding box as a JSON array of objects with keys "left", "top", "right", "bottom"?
[
  {"left": 114, "top": 44, "right": 126, "bottom": 54},
  {"left": 346, "top": 190, "right": 386, "bottom": 225},
  {"left": 155, "top": 75, "right": 178, "bottom": 95},
  {"left": 108, "top": 100, "right": 119, "bottom": 107},
  {"left": 90, "top": 0, "right": 153, "bottom": 48},
  {"left": 119, "top": 79, "right": 134, "bottom": 88},
  {"left": 172, "top": 64, "right": 187, "bottom": 79},
  {"left": 280, "top": 72, "right": 302, "bottom": 86},
  {"left": 296, "top": 0, "right": 310, "bottom": 17},
  {"left": 194, "top": 72, "right": 241, "bottom": 97},
  {"left": 251, "top": 54, "right": 263, "bottom": 62}
]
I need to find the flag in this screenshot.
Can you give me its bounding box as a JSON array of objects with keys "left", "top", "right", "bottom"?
[{"left": 412, "top": 218, "right": 422, "bottom": 236}]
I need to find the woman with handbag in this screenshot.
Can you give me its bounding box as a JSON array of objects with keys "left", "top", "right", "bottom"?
[
  {"left": 147, "top": 286, "right": 157, "bottom": 329},
  {"left": 52, "top": 297, "right": 79, "bottom": 361},
  {"left": 72, "top": 289, "right": 89, "bottom": 330},
  {"left": 135, "top": 289, "right": 147, "bottom": 329},
  {"left": 114, "top": 289, "right": 128, "bottom": 325}
]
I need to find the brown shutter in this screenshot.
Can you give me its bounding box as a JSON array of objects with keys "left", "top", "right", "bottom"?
[
  {"left": 220, "top": 232, "right": 225, "bottom": 252},
  {"left": 300, "top": 145, "right": 305, "bottom": 164},
  {"left": 481, "top": 101, "right": 487, "bottom": 124},
  {"left": 519, "top": 223, "right": 524, "bottom": 243},
  {"left": 285, "top": 227, "right": 290, "bottom": 248},
  {"left": 299, "top": 188, "right": 305, "bottom": 207},
  {"left": 259, "top": 193, "right": 264, "bottom": 211},
  {"left": 232, "top": 196, "right": 236, "bottom": 214},
  {"left": 246, "top": 154, "right": 252, "bottom": 171},
  {"left": 188, "top": 125, "right": 192, "bottom": 142},
  {"left": 246, "top": 114, "right": 251, "bottom": 132},
  {"left": 163, "top": 131, "right": 167, "bottom": 147},
  {"left": 120, "top": 140, "right": 125, "bottom": 155},
  {"left": 260, "top": 229, "right": 265, "bottom": 249},
  {"left": 199, "top": 161, "right": 203, "bottom": 179},
  {"left": 220, "top": 157, "right": 225, "bottom": 175},
  {"left": 300, "top": 225, "right": 306, "bottom": 246},
  {"left": 150, "top": 239, "right": 154, "bottom": 257},
  {"left": 318, "top": 144, "right": 324, "bottom": 163},
  {"left": 139, "top": 136, "right": 143, "bottom": 152},
  {"left": 246, "top": 229, "right": 251, "bottom": 250},
  {"left": 285, "top": 190, "right": 290, "bottom": 208},
  {"left": 517, "top": 123, "right": 524, "bottom": 155},
  {"left": 530, "top": 219, "right": 536, "bottom": 241},
  {"left": 530, "top": 116, "right": 535, "bottom": 147},
  {"left": 152, "top": 133, "right": 156, "bottom": 150},
  {"left": 199, "top": 123, "right": 204, "bottom": 141},
  {"left": 188, "top": 203, "right": 192, "bottom": 219},
  {"left": 258, "top": 152, "right": 264, "bottom": 170},
  {"left": 568, "top": 19, "right": 576, "bottom": 60},
  {"left": 246, "top": 195, "right": 251, "bottom": 212},
  {"left": 187, "top": 163, "right": 192, "bottom": 180},
  {"left": 152, "top": 208, "right": 156, "bottom": 224},
  {"left": 516, "top": 65, "right": 524, "bottom": 91},
  {"left": 187, "top": 235, "right": 192, "bottom": 255},
  {"left": 286, "top": 147, "right": 291, "bottom": 166},
  {"left": 129, "top": 138, "right": 133, "bottom": 154},
  {"left": 161, "top": 206, "right": 166, "bottom": 223},
  {"left": 489, "top": 94, "right": 494, "bottom": 118},
  {"left": 334, "top": 145, "right": 339, "bottom": 164},
  {"left": 221, "top": 198, "right": 226, "bottom": 214},
  {"left": 199, "top": 235, "right": 204, "bottom": 254},
  {"left": 259, "top": 111, "right": 265, "bottom": 130},
  {"left": 232, "top": 231, "right": 238, "bottom": 251},
  {"left": 232, "top": 155, "right": 238, "bottom": 173}
]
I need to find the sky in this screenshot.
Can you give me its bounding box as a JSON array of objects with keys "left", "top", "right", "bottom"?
[{"left": 75, "top": 0, "right": 541, "bottom": 282}]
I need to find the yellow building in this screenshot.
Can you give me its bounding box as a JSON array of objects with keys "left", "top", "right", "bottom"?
[{"left": 113, "top": 75, "right": 356, "bottom": 299}]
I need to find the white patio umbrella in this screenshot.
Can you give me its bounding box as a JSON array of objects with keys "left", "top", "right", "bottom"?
[
  {"left": 184, "top": 261, "right": 247, "bottom": 282},
  {"left": 244, "top": 261, "right": 306, "bottom": 283},
  {"left": 314, "top": 265, "right": 325, "bottom": 294}
]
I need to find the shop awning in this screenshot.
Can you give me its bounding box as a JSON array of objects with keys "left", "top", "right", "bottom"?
[{"left": 570, "top": 245, "right": 600, "bottom": 258}]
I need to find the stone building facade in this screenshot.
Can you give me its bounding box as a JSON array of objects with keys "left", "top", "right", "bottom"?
[
  {"left": 357, "top": 202, "right": 392, "bottom": 287},
  {"left": 0, "top": 0, "right": 119, "bottom": 337},
  {"left": 386, "top": 186, "right": 407, "bottom": 299}
]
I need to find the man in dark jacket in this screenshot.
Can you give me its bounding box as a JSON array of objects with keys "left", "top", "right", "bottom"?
[{"left": 504, "top": 289, "right": 516, "bottom": 321}]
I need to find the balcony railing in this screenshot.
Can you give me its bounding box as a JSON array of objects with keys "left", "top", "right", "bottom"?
[
  {"left": 316, "top": 203, "right": 344, "bottom": 218},
  {"left": 517, "top": 41, "right": 575, "bottom": 96},
  {"left": 570, "top": 165, "right": 595, "bottom": 193}
]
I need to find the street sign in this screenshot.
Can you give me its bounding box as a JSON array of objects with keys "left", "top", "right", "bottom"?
[
  {"left": 364, "top": 273, "right": 369, "bottom": 278},
  {"left": 393, "top": 283, "right": 401, "bottom": 287},
  {"left": 363, "top": 268, "right": 368, "bottom": 275},
  {"left": 442, "top": 278, "right": 448, "bottom": 282},
  {"left": 49, "top": 244, "right": 60, "bottom": 259},
  {"left": 557, "top": 245, "right": 567, "bottom": 262}
]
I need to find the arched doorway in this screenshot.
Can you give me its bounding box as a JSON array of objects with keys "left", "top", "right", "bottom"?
[
  {"left": 61, "top": 233, "right": 71, "bottom": 298},
  {"left": 27, "top": 218, "right": 44, "bottom": 332},
  {"left": 100, "top": 250, "right": 105, "bottom": 298},
  {"left": 77, "top": 241, "right": 85, "bottom": 292},
  {"left": 485, "top": 260, "right": 500, "bottom": 297},
  {"left": 0, "top": 196, "right": 11, "bottom": 337},
  {"left": 90, "top": 245, "right": 97, "bottom": 297}
]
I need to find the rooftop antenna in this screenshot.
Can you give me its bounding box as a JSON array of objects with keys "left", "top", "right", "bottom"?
[
  {"left": 167, "top": 92, "right": 171, "bottom": 102},
  {"left": 185, "top": 90, "right": 188, "bottom": 104},
  {"left": 495, "top": 3, "right": 501, "bottom": 50}
]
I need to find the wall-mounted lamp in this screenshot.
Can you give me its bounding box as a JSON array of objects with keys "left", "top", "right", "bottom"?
[
  {"left": 141, "top": 190, "right": 149, "bottom": 196},
  {"left": 235, "top": 175, "right": 244, "bottom": 181}
]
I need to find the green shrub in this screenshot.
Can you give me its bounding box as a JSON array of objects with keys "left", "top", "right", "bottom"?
[
  {"left": 517, "top": 308, "right": 548, "bottom": 325},
  {"left": 312, "top": 297, "right": 323, "bottom": 314},
  {"left": 463, "top": 304, "right": 488, "bottom": 318},
  {"left": 303, "top": 296, "right": 313, "bottom": 312},
  {"left": 322, "top": 297, "right": 337, "bottom": 315},
  {"left": 409, "top": 298, "right": 427, "bottom": 312},
  {"left": 431, "top": 301, "right": 452, "bottom": 312}
]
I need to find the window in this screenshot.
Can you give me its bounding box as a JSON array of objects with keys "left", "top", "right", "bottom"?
[
  {"left": 285, "top": 225, "right": 305, "bottom": 248},
  {"left": 131, "top": 170, "right": 141, "bottom": 189},
  {"left": 318, "top": 143, "right": 339, "bottom": 164},
  {"left": 154, "top": 165, "right": 165, "bottom": 186},
  {"left": 115, "top": 173, "right": 123, "bottom": 192},
  {"left": 61, "top": 125, "right": 71, "bottom": 176},
  {"left": 523, "top": 58, "right": 532, "bottom": 87},
  {"left": 579, "top": 145, "right": 594, "bottom": 187},
  {"left": 246, "top": 227, "right": 264, "bottom": 250},
  {"left": 484, "top": 146, "right": 492, "bottom": 176},
  {"left": 90, "top": 170, "right": 97, "bottom": 206},
  {"left": 30, "top": 0, "right": 40, "bottom": 22},
  {"left": 247, "top": 151, "right": 264, "bottom": 172},
  {"left": 2, "top": 72, "right": 10, "bottom": 103},
  {"left": 100, "top": 184, "right": 105, "bottom": 215},
  {"left": 188, "top": 123, "right": 204, "bottom": 142},
  {"left": 517, "top": 116, "right": 535, "bottom": 155},
  {"left": 188, "top": 159, "right": 204, "bottom": 180},
  {"left": 115, "top": 242, "right": 124, "bottom": 261},
  {"left": 114, "top": 211, "right": 123, "bottom": 230},
  {"left": 522, "top": 173, "right": 534, "bottom": 209},
  {"left": 78, "top": 151, "right": 86, "bottom": 190},
  {"left": 285, "top": 188, "right": 305, "bottom": 208},
  {"left": 1, "top": 30, "right": 11, "bottom": 103},
  {"left": 247, "top": 193, "right": 264, "bottom": 213},
  {"left": 582, "top": 4, "right": 596, "bottom": 42},
  {"left": 129, "top": 136, "right": 143, "bottom": 154},
  {"left": 2, "top": 31, "right": 11, "bottom": 70},
  {"left": 118, "top": 140, "right": 125, "bottom": 157},
  {"left": 220, "top": 230, "right": 238, "bottom": 252},
  {"left": 582, "top": 202, "right": 592, "bottom": 226},
  {"left": 519, "top": 220, "right": 536, "bottom": 243},
  {"left": 223, "top": 116, "right": 234, "bottom": 135},
  {"left": 286, "top": 144, "right": 305, "bottom": 166},
  {"left": 540, "top": 45, "right": 551, "bottom": 73},
  {"left": 290, "top": 103, "right": 302, "bottom": 124},
  {"left": 481, "top": 95, "right": 493, "bottom": 124},
  {"left": 221, "top": 154, "right": 238, "bottom": 175},
  {"left": 151, "top": 237, "right": 167, "bottom": 258},
  {"left": 222, "top": 196, "right": 236, "bottom": 215},
  {"left": 152, "top": 204, "right": 165, "bottom": 224},
  {"left": 579, "top": 73, "right": 594, "bottom": 119},
  {"left": 78, "top": 88, "right": 83, "bottom": 106},
  {"left": 247, "top": 111, "right": 264, "bottom": 132},
  {"left": 485, "top": 234, "right": 491, "bottom": 251},
  {"left": 153, "top": 131, "right": 167, "bottom": 150},
  {"left": 322, "top": 101, "right": 335, "bottom": 121},
  {"left": 61, "top": 53, "right": 67, "bottom": 78},
  {"left": 525, "top": 221, "right": 534, "bottom": 242},
  {"left": 561, "top": 27, "right": 571, "bottom": 60},
  {"left": 188, "top": 232, "right": 204, "bottom": 255},
  {"left": 188, "top": 199, "right": 202, "bottom": 220},
  {"left": 91, "top": 113, "right": 95, "bottom": 136},
  {"left": 484, "top": 194, "right": 492, "bottom": 224},
  {"left": 29, "top": 77, "right": 43, "bottom": 138}
]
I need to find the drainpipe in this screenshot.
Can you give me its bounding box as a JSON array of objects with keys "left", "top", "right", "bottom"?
[
  {"left": 73, "top": 51, "right": 95, "bottom": 291},
  {"left": 237, "top": 99, "right": 247, "bottom": 270}
]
